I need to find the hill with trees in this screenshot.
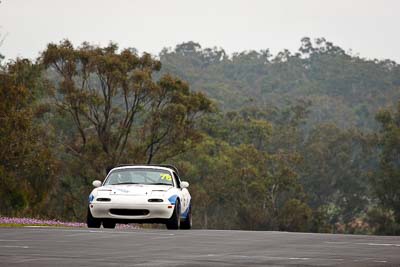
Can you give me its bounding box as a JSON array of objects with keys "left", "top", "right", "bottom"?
[{"left": 160, "top": 38, "right": 400, "bottom": 131}]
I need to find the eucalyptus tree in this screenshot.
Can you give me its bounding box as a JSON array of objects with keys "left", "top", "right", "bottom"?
[
  {"left": 372, "top": 102, "right": 400, "bottom": 223},
  {"left": 41, "top": 40, "right": 212, "bottom": 169}
]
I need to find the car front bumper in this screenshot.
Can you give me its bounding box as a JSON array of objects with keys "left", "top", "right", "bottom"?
[{"left": 89, "top": 196, "right": 174, "bottom": 220}]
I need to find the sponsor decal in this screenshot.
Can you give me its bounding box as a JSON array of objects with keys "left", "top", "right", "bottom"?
[{"left": 117, "top": 188, "right": 129, "bottom": 193}]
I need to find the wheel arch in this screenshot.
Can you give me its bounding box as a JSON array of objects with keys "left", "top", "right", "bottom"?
[{"left": 168, "top": 194, "right": 180, "bottom": 205}]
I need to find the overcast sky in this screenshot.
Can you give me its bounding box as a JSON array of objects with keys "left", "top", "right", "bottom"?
[{"left": 0, "top": 0, "right": 399, "bottom": 62}]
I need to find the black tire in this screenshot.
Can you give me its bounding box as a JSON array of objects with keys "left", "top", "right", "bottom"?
[
  {"left": 166, "top": 200, "right": 180, "bottom": 230},
  {"left": 87, "top": 207, "right": 101, "bottom": 228},
  {"left": 180, "top": 204, "right": 192, "bottom": 230},
  {"left": 102, "top": 219, "right": 116, "bottom": 229}
]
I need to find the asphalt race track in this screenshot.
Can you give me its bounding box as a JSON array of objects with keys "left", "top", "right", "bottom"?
[{"left": 0, "top": 227, "right": 399, "bottom": 266}]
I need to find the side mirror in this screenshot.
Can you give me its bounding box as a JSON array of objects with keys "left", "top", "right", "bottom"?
[
  {"left": 181, "top": 181, "right": 189, "bottom": 188},
  {"left": 92, "top": 180, "right": 102, "bottom": 188}
]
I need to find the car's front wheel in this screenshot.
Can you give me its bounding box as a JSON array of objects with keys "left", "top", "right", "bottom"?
[
  {"left": 180, "top": 204, "right": 192, "bottom": 230},
  {"left": 87, "top": 207, "right": 101, "bottom": 228},
  {"left": 166, "top": 200, "right": 180, "bottom": 230},
  {"left": 102, "top": 219, "right": 116, "bottom": 229}
]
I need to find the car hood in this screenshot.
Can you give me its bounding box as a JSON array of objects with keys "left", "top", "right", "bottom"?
[{"left": 96, "top": 184, "right": 172, "bottom": 197}]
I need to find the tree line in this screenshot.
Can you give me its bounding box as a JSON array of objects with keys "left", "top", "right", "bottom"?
[{"left": 0, "top": 38, "right": 399, "bottom": 234}]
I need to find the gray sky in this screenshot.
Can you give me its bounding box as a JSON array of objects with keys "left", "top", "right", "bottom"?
[{"left": 0, "top": 0, "right": 399, "bottom": 62}]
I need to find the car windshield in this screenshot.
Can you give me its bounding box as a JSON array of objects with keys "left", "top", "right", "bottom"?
[{"left": 104, "top": 168, "right": 174, "bottom": 186}]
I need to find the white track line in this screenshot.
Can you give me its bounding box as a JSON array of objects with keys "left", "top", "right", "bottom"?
[
  {"left": 356, "top": 242, "right": 400, "bottom": 247},
  {"left": 0, "top": 245, "right": 29, "bottom": 249}
]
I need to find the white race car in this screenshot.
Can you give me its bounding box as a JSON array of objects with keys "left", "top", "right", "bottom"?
[{"left": 87, "top": 165, "right": 192, "bottom": 230}]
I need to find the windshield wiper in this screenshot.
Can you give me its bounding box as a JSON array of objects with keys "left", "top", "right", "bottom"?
[
  {"left": 111, "top": 182, "right": 140, "bottom": 185},
  {"left": 145, "top": 183, "right": 172, "bottom": 186}
]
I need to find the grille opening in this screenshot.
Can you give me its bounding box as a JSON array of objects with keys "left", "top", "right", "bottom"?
[
  {"left": 148, "top": 198, "right": 163, "bottom": 202},
  {"left": 96, "top": 198, "right": 111, "bottom": 202},
  {"left": 109, "top": 209, "right": 149, "bottom": 216}
]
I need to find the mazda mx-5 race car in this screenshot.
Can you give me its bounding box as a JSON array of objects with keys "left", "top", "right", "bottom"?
[{"left": 87, "top": 165, "right": 192, "bottom": 230}]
